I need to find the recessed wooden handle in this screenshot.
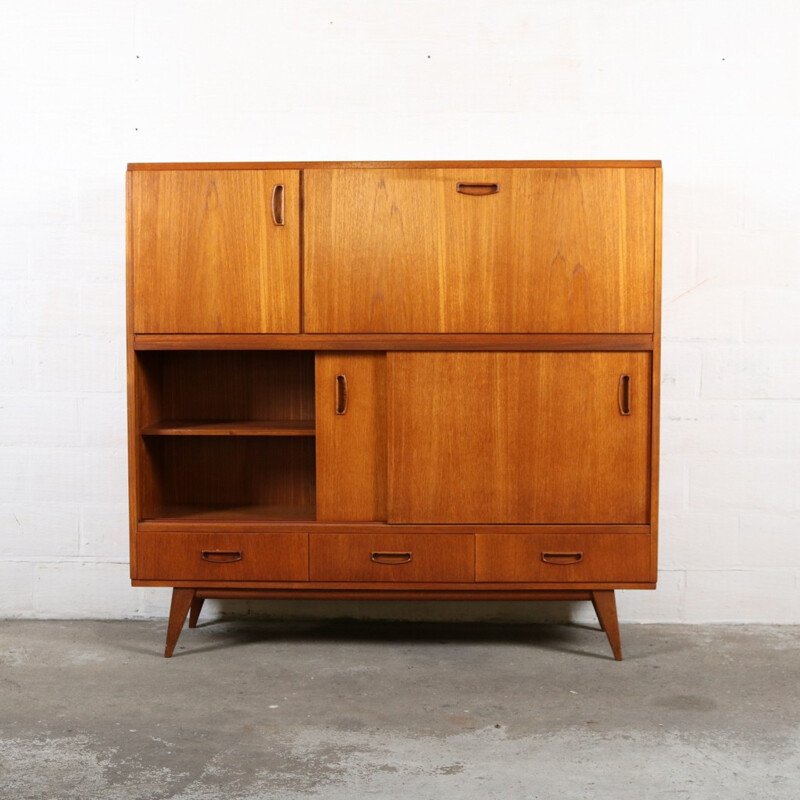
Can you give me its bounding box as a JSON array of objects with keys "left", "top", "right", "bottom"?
[
  {"left": 370, "top": 551, "right": 413, "bottom": 565},
  {"left": 618, "top": 374, "right": 631, "bottom": 416},
  {"left": 201, "top": 550, "right": 243, "bottom": 564},
  {"left": 541, "top": 552, "right": 583, "bottom": 565},
  {"left": 335, "top": 374, "right": 348, "bottom": 415},
  {"left": 456, "top": 182, "right": 500, "bottom": 196},
  {"left": 271, "top": 184, "right": 285, "bottom": 226}
]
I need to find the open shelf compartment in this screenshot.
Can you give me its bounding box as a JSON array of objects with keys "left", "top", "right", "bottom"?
[
  {"left": 134, "top": 351, "right": 316, "bottom": 522},
  {"left": 136, "top": 349, "right": 315, "bottom": 433}
]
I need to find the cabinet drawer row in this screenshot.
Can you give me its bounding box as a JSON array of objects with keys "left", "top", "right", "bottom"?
[
  {"left": 130, "top": 166, "right": 658, "bottom": 335},
  {"left": 135, "top": 532, "right": 654, "bottom": 584}
]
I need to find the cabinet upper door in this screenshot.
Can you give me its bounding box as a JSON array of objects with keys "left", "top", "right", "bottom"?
[
  {"left": 304, "top": 168, "right": 655, "bottom": 334},
  {"left": 131, "top": 170, "right": 300, "bottom": 333},
  {"left": 387, "top": 352, "right": 651, "bottom": 524}
]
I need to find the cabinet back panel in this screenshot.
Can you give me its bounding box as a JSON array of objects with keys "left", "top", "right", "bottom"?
[
  {"left": 136, "top": 351, "right": 315, "bottom": 423},
  {"left": 304, "top": 168, "right": 655, "bottom": 333}
]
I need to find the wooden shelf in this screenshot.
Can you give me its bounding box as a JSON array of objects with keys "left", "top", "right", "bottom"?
[
  {"left": 143, "top": 504, "right": 316, "bottom": 523},
  {"left": 142, "top": 419, "right": 315, "bottom": 437},
  {"left": 134, "top": 333, "right": 655, "bottom": 352}
]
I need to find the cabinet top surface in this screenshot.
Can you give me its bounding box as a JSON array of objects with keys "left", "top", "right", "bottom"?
[{"left": 128, "top": 160, "right": 661, "bottom": 171}]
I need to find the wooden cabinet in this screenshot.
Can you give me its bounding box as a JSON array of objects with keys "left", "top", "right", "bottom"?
[{"left": 127, "top": 160, "right": 662, "bottom": 661}]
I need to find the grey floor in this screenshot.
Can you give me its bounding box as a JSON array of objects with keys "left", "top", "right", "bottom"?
[{"left": 1, "top": 619, "right": 798, "bottom": 799}]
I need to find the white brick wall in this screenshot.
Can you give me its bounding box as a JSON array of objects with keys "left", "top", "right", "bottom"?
[{"left": 0, "top": 1, "right": 798, "bottom": 622}]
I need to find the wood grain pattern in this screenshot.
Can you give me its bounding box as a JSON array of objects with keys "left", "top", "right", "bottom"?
[
  {"left": 304, "top": 168, "right": 655, "bottom": 333},
  {"left": 138, "top": 532, "right": 308, "bottom": 581},
  {"left": 146, "top": 504, "right": 315, "bottom": 522},
  {"left": 133, "top": 333, "right": 655, "bottom": 351},
  {"left": 650, "top": 168, "right": 663, "bottom": 577},
  {"left": 126, "top": 171, "right": 140, "bottom": 573},
  {"left": 315, "top": 353, "right": 387, "bottom": 521},
  {"left": 191, "top": 589, "right": 595, "bottom": 600},
  {"left": 132, "top": 170, "right": 300, "bottom": 333},
  {"left": 141, "top": 420, "right": 315, "bottom": 436},
  {"left": 136, "top": 350, "right": 315, "bottom": 424},
  {"left": 129, "top": 161, "right": 662, "bottom": 171},
  {"left": 309, "top": 533, "right": 474, "bottom": 582},
  {"left": 137, "top": 519, "right": 649, "bottom": 533},
  {"left": 135, "top": 579, "right": 654, "bottom": 592},
  {"left": 140, "top": 437, "right": 316, "bottom": 521},
  {"left": 164, "top": 588, "right": 195, "bottom": 657},
  {"left": 132, "top": 350, "right": 317, "bottom": 524},
  {"left": 388, "top": 352, "right": 651, "bottom": 524},
  {"left": 591, "top": 590, "right": 623, "bottom": 660},
  {"left": 475, "top": 533, "right": 653, "bottom": 583}
]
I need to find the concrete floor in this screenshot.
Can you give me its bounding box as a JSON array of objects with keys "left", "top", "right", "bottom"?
[{"left": 1, "top": 619, "right": 798, "bottom": 799}]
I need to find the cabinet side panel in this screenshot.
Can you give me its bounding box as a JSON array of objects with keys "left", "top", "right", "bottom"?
[
  {"left": 650, "top": 167, "right": 663, "bottom": 582},
  {"left": 316, "top": 353, "right": 387, "bottom": 521},
  {"left": 126, "top": 170, "right": 138, "bottom": 575}
]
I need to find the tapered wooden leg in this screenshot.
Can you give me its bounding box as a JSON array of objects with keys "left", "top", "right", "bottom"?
[
  {"left": 188, "top": 596, "right": 205, "bottom": 629},
  {"left": 591, "top": 590, "right": 623, "bottom": 661},
  {"left": 165, "top": 588, "right": 195, "bottom": 658}
]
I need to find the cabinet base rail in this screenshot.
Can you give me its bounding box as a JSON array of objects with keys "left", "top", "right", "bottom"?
[{"left": 164, "top": 587, "right": 623, "bottom": 661}]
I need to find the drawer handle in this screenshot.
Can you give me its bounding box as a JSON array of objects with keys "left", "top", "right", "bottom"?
[
  {"left": 541, "top": 552, "right": 583, "bottom": 565},
  {"left": 271, "top": 184, "right": 285, "bottom": 226},
  {"left": 370, "top": 551, "right": 413, "bottom": 565},
  {"left": 618, "top": 374, "right": 631, "bottom": 416},
  {"left": 201, "top": 550, "right": 243, "bottom": 564},
  {"left": 335, "top": 374, "right": 348, "bottom": 415},
  {"left": 456, "top": 182, "right": 500, "bottom": 196}
]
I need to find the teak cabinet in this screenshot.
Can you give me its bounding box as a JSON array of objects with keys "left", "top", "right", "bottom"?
[{"left": 127, "top": 160, "right": 662, "bottom": 659}]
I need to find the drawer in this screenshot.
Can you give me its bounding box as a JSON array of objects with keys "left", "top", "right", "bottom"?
[
  {"left": 136, "top": 533, "right": 308, "bottom": 581},
  {"left": 476, "top": 533, "right": 652, "bottom": 583},
  {"left": 309, "top": 533, "right": 474, "bottom": 583}
]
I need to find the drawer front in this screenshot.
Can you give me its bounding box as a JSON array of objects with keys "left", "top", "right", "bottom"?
[
  {"left": 136, "top": 533, "right": 308, "bottom": 581},
  {"left": 309, "top": 533, "right": 474, "bottom": 583},
  {"left": 476, "top": 533, "right": 653, "bottom": 583}
]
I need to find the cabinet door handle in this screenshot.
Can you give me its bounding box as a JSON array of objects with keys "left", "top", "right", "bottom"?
[
  {"left": 541, "top": 552, "right": 583, "bottom": 565},
  {"left": 618, "top": 374, "right": 631, "bottom": 416},
  {"left": 456, "top": 182, "right": 500, "bottom": 196},
  {"left": 370, "top": 551, "right": 413, "bottom": 565},
  {"left": 335, "top": 374, "right": 348, "bottom": 415},
  {"left": 271, "top": 184, "right": 285, "bottom": 226},
  {"left": 201, "top": 550, "right": 243, "bottom": 564}
]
